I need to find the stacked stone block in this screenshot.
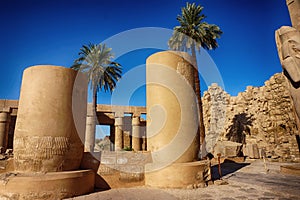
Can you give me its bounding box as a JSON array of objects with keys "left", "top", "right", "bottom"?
[{"left": 203, "top": 73, "right": 300, "bottom": 162}]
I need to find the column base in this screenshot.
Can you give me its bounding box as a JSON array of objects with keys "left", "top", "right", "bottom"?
[
  {"left": 145, "top": 160, "right": 210, "bottom": 189},
  {"left": 0, "top": 169, "right": 95, "bottom": 199}
]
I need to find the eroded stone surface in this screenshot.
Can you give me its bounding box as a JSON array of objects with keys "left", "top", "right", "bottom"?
[{"left": 203, "top": 74, "right": 300, "bottom": 162}]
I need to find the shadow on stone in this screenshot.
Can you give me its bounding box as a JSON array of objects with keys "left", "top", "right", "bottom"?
[
  {"left": 95, "top": 174, "right": 111, "bottom": 191},
  {"left": 211, "top": 159, "right": 250, "bottom": 180},
  {"left": 296, "top": 135, "right": 300, "bottom": 152},
  {"left": 226, "top": 113, "right": 253, "bottom": 145},
  {"left": 80, "top": 152, "right": 111, "bottom": 191}
]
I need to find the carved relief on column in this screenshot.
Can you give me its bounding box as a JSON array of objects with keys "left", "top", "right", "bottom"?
[
  {"left": 13, "top": 66, "right": 87, "bottom": 172},
  {"left": 276, "top": 26, "right": 300, "bottom": 83},
  {"left": 275, "top": 25, "right": 300, "bottom": 133},
  {"left": 0, "top": 112, "right": 9, "bottom": 152},
  {"left": 114, "top": 112, "right": 124, "bottom": 151},
  {"left": 132, "top": 114, "right": 141, "bottom": 151},
  {"left": 286, "top": 0, "right": 300, "bottom": 31}
]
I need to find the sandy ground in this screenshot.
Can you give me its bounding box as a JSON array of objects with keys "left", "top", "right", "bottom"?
[{"left": 66, "top": 160, "right": 300, "bottom": 200}]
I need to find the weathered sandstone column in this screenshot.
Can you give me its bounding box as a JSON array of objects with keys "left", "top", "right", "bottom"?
[
  {"left": 132, "top": 115, "right": 141, "bottom": 151},
  {"left": 114, "top": 114, "right": 124, "bottom": 151},
  {"left": 14, "top": 65, "right": 87, "bottom": 172},
  {"left": 0, "top": 112, "right": 8, "bottom": 151},
  {"left": 146, "top": 51, "right": 199, "bottom": 164},
  {"left": 145, "top": 51, "right": 210, "bottom": 188}
]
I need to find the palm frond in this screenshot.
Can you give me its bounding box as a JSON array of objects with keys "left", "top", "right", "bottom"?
[
  {"left": 168, "top": 2, "right": 222, "bottom": 52},
  {"left": 71, "top": 42, "right": 123, "bottom": 95}
]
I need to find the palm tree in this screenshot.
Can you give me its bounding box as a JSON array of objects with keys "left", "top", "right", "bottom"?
[
  {"left": 168, "top": 2, "right": 222, "bottom": 157},
  {"left": 71, "top": 43, "right": 122, "bottom": 152}
]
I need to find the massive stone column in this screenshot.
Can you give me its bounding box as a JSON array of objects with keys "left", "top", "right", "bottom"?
[
  {"left": 146, "top": 51, "right": 199, "bottom": 164},
  {"left": 13, "top": 65, "right": 87, "bottom": 172},
  {"left": 132, "top": 115, "right": 141, "bottom": 151},
  {"left": 114, "top": 113, "right": 124, "bottom": 151},
  {"left": 145, "top": 51, "right": 209, "bottom": 189},
  {"left": 0, "top": 66, "right": 95, "bottom": 199},
  {"left": 0, "top": 112, "right": 8, "bottom": 152}
]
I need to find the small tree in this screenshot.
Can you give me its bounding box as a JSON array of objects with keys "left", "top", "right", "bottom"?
[{"left": 71, "top": 43, "right": 122, "bottom": 152}]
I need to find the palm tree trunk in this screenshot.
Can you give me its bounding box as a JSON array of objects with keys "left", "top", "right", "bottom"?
[{"left": 191, "top": 44, "right": 206, "bottom": 154}]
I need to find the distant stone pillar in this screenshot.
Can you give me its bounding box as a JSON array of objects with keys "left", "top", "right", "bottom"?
[
  {"left": 122, "top": 116, "right": 132, "bottom": 148},
  {"left": 110, "top": 125, "right": 115, "bottom": 151},
  {"left": 114, "top": 114, "right": 123, "bottom": 151},
  {"left": 286, "top": 0, "right": 300, "bottom": 30},
  {"left": 142, "top": 136, "right": 147, "bottom": 151},
  {"left": 0, "top": 112, "right": 8, "bottom": 152},
  {"left": 85, "top": 115, "right": 96, "bottom": 152},
  {"left": 132, "top": 116, "right": 141, "bottom": 151}
]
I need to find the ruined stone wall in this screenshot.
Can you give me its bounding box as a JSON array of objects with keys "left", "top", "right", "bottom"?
[
  {"left": 203, "top": 73, "right": 300, "bottom": 162},
  {"left": 202, "top": 83, "right": 230, "bottom": 153}
]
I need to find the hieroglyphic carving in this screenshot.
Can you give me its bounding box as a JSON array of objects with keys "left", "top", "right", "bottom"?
[{"left": 14, "top": 136, "right": 70, "bottom": 172}]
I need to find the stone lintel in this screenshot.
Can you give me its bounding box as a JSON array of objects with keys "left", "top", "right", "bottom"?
[
  {"left": 0, "top": 100, "right": 18, "bottom": 113},
  {"left": 0, "top": 100, "right": 146, "bottom": 117},
  {"left": 97, "top": 104, "right": 146, "bottom": 115}
]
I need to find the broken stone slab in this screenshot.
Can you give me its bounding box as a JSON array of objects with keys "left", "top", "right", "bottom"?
[
  {"left": 243, "top": 144, "right": 260, "bottom": 159},
  {"left": 213, "top": 141, "right": 243, "bottom": 157}
]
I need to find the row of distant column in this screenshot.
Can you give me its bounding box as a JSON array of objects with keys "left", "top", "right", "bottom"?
[
  {"left": 115, "top": 114, "right": 145, "bottom": 151},
  {"left": 85, "top": 113, "right": 146, "bottom": 152}
]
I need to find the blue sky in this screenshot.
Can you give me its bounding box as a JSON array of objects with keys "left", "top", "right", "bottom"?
[{"left": 0, "top": 0, "right": 291, "bottom": 108}]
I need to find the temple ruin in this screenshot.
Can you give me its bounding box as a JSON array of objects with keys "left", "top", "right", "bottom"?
[
  {"left": 0, "top": 1, "right": 299, "bottom": 199},
  {"left": 203, "top": 73, "right": 300, "bottom": 162},
  {"left": 0, "top": 52, "right": 300, "bottom": 199}
]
